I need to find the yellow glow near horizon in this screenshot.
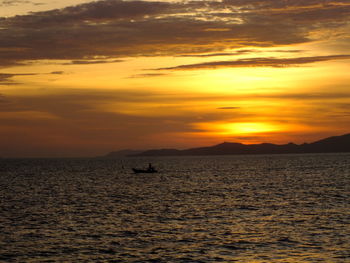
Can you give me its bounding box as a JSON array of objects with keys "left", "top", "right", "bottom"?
[
  {"left": 223, "top": 122, "right": 281, "bottom": 134},
  {"left": 194, "top": 122, "right": 283, "bottom": 136}
]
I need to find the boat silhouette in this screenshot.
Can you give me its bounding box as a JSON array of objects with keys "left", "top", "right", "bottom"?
[
  {"left": 132, "top": 163, "right": 157, "bottom": 174},
  {"left": 132, "top": 168, "right": 158, "bottom": 174}
]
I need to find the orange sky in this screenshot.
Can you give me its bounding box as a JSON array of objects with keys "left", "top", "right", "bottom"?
[{"left": 0, "top": 0, "right": 350, "bottom": 157}]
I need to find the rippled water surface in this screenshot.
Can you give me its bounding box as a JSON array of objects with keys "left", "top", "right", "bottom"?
[{"left": 0, "top": 154, "right": 349, "bottom": 262}]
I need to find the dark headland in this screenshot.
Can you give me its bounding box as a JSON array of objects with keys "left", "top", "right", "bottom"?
[{"left": 103, "top": 133, "right": 350, "bottom": 157}]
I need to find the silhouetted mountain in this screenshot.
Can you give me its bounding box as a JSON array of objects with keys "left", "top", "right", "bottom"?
[
  {"left": 132, "top": 133, "right": 350, "bottom": 156},
  {"left": 302, "top": 133, "right": 350, "bottom": 153}
]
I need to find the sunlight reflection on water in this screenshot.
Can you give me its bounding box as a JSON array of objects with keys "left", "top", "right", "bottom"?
[{"left": 0, "top": 153, "right": 349, "bottom": 262}]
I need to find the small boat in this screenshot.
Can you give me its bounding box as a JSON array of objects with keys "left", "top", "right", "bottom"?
[
  {"left": 132, "top": 168, "right": 158, "bottom": 174},
  {"left": 132, "top": 163, "right": 157, "bottom": 174}
]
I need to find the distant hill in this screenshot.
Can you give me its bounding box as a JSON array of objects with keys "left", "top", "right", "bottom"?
[{"left": 130, "top": 133, "right": 350, "bottom": 157}]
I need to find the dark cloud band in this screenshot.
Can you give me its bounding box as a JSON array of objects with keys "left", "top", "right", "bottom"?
[{"left": 0, "top": 0, "right": 349, "bottom": 67}]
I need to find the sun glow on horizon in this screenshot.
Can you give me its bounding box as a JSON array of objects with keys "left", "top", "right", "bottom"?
[
  {"left": 222, "top": 122, "right": 282, "bottom": 134},
  {"left": 194, "top": 122, "right": 284, "bottom": 136}
]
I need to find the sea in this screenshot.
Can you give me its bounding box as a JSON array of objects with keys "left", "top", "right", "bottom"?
[{"left": 0, "top": 153, "right": 349, "bottom": 262}]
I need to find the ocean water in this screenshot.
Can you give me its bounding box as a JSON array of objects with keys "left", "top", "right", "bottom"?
[{"left": 0, "top": 153, "right": 349, "bottom": 262}]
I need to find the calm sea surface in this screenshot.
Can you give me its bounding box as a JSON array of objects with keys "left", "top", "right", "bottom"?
[{"left": 0, "top": 154, "right": 349, "bottom": 262}]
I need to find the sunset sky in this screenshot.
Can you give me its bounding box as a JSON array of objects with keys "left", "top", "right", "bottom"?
[{"left": 1, "top": 0, "right": 349, "bottom": 157}]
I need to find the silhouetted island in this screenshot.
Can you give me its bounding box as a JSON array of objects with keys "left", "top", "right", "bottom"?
[{"left": 104, "top": 133, "right": 350, "bottom": 157}]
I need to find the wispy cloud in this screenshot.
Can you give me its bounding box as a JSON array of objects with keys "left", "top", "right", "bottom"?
[
  {"left": 0, "top": 0, "right": 32, "bottom": 6},
  {"left": 0, "top": 73, "right": 15, "bottom": 82},
  {"left": 217, "top": 107, "right": 241, "bottom": 110},
  {"left": 0, "top": 71, "right": 67, "bottom": 85},
  {"left": 128, "top": 73, "right": 169, "bottom": 78},
  {"left": 50, "top": 71, "right": 65, "bottom": 75},
  {"left": 63, "top": 59, "right": 123, "bottom": 65},
  {"left": 176, "top": 50, "right": 257, "bottom": 58},
  {"left": 176, "top": 49, "right": 305, "bottom": 58},
  {"left": 155, "top": 55, "right": 350, "bottom": 70},
  {"left": 0, "top": 72, "right": 37, "bottom": 84}
]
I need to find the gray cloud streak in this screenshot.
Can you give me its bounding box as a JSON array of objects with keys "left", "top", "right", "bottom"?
[
  {"left": 62, "top": 59, "right": 123, "bottom": 65},
  {"left": 176, "top": 49, "right": 304, "bottom": 58},
  {"left": 0, "top": 72, "right": 37, "bottom": 83},
  {"left": 217, "top": 107, "right": 241, "bottom": 110},
  {"left": 0, "top": 71, "right": 68, "bottom": 85},
  {"left": 0, "top": 0, "right": 32, "bottom": 6},
  {"left": 155, "top": 55, "right": 350, "bottom": 70}
]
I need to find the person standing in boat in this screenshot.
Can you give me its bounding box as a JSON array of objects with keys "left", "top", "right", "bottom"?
[{"left": 148, "top": 163, "right": 155, "bottom": 172}]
